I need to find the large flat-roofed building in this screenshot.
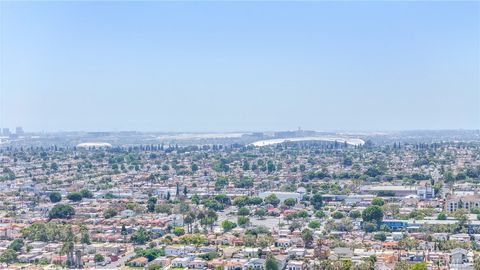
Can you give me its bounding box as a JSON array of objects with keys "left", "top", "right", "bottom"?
[
  {"left": 15, "top": 127, "right": 24, "bottom": 135},
  {"left": 361, "top": 185, "right": 417, "bottom": 197},
  {"left": 446, "top": 195, "right": 480, "bottom": 212},
  {"left": 259, "top": 191, "right": 302, "bottom": 203},
  {"left": 362, "top": 184, "right": 435, "bottom": 199}
]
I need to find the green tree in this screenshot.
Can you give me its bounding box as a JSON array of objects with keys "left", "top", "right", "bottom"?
[
  {"left": 362, "top": 205, "right": 384, "bottom": 224},
  {"left": 8, "top": 239, "right": 23, "bottom": 252},
  {"left": 444, "top": 171, "right": 455, "bottom": 182},
  {"left": 0, "top": 249, "right": 17, "bottom": 263},
  {"left": 284, "top": 198, "right": 296, "bottom": 207},
  {"left": 191, "top": 163, "right": 199, "bottom": 172},
  {"left": 343, "top": 157, "right": 353, "bottom": 166},
  {"left": 103, "top": 208, "right": 118, "bottom": 219},
  {"left": 411, "top": 262, "right": 428, "bottom": 270},
  {"left": 315, "top": 210, "right": 326, "bottom": 218},
  {"left": 308, "top": 220, "right": 321, "bottom": 229},
  {"left": 221, "top": 220, "right": 237, "bottom": 231},
  {"left": 155, "top": 204, "right": 172, "bottom": 214},
  {"left": 49, "top": 192, "right": 62, "bottom": 203},
  {"left": 265, "top": 255, "right": 279, "bottom": 270},
  {"left": 80, "top": 225, "right": 91, "bottom": 246},
  {"left": 394, "top": 261, "right": 411, "bottom": 270},
  {"left": 264, "top": 194, "right": 280, "bottom": 207},
  {"left": 147, "top": 196, "right": 157, "bottom": 213},
  {"left": 61, "top": 225, "right": 76, "bottom": 267},
  {"left": 310, "top": 194, "right": 323, "bottom": 210},
  {"left": 349, "top": 210, "right": 361, "bottom": 219},
  {"left": 373, "top": 232, "right": 386, "bottom": 241},
  {"left": 191, "top": 194, "right": 200, "bottom": 205},
  {"left": 202, "top": 210, "right": 218, "bottom": 232},
  {"left": 238, "top": 216, "right": 250, "bottom": 227},
  {"left": 242, "top": 161, "right": 250, "bottom": 171},
  {"left": 50, "top": 162, "right": 59, "bottom": 171},
  {"left": 238, "top": 207, "right": 250, "bottom": 216},
  {"left": 437, "top": 213, "right": 447, "bottom": 220},
  {"left": 173, "top": 226, "right": 185, "bottom": 236},
  {"left": 80, "top": 189, "right": 93, "bottom": 199},
  {"left": 234, "top": 177, "right": 253, "bottom": 188},
  {"left": 49, "top": 204, "right": 75, "bottom": 219},
  {"left": 94, "top": 253, "right": 104, "bottom": 264},
  {"left": 131, "top": 227, "right": 150, "bottom": 245},
  {"left": 233, "top": 196, "right": 249, "bottom": 207},
  {"left": 121, "top": 224, "right": 128, "bottom": 242},
  {"left": 371, "top": 197, "right": 385, "bottom": 206},
  {"left": 215, "top": 177, "right": 229, "bottom": 190},
  {"left": 255, "top": 208, "right": 267, "bottom": 218},
  {"left": 365, "top": 166, "right": 382, "bottom": 177},
  {"left": 249, "top": 197, "right": 263, "bottom": 205},
  {"left": 299, "top": 164, "right": 306, "bottom": 172},
  {"left": 67, "top": 192, "right": 82, "bottom": 202},
  {"left": 332, "top": 211, "right": 345, "bottom": 219},
  {"left": 301, "top": 228, "right": 313, "bottom": 248},
  {"left": 267, "top": 160, "right": 276, "bottom": 173}
]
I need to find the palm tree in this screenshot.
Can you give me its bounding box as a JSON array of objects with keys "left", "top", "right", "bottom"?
[
  {"left": 62, "top": 226, "right": 76, "bottom": 267},
  {"left": 80, "top": 225, "right": 90, "bottom": 255}
]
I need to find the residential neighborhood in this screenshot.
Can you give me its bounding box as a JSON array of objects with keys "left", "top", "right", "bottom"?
[{"left": 0, "top": 131, "right": 479, "bottom": 269}]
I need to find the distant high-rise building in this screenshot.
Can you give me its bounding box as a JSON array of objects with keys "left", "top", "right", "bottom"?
[
  {"left": 15, "top": 126, "right": 24, "bottom": 135},
  {"left": 1, "top": 128, "right": 10, "bottom": 136}
]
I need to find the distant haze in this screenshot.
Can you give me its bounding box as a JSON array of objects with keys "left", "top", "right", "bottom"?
[{"left": 1, "top": 1, "right": 479, "bottom": 132}]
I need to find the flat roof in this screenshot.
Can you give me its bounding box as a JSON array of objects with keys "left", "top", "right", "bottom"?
[{"left": 366, "top": 186, "right": 417, "bottom": 191}]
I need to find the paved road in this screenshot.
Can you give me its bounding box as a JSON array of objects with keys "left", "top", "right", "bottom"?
[{"left": 95, "top": 248, "right": 136, "bottom": 269}]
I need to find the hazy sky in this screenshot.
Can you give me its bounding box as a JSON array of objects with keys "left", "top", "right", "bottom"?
[{"left": 1, "top": 1, "right": 479, "bottom": 132}]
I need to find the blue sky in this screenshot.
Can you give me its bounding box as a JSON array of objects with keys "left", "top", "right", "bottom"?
[{"left": 1, "top": 1, "right": 479, "bottom": 132}]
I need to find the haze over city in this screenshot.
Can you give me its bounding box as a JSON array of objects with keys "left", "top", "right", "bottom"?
[
  {"left": 1, "top": 2, "right": 480, "bottom": 270},
  {"left": 1, "top": 1, "right": 479, "bottom": 132}
]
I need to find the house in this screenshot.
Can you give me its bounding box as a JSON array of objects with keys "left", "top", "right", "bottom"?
[
  {"left": 224, "top": 259, "right": 248, "bottom": 270},
  {"left": 208, "top": 258, "right": 225, "bottom": 269},
  {"left": 432, "top": 233, "right": 449, "bottom": 241},
  {"left": 243, "top": 247, "right": 260, "bottom": 258},
  {"left": 150, "top": 257, "right": 171, "bottom": 268},
  {"left": 286, "top": 260, "right": 304, "bottom": 270},
  {"left": 391, "top": 232, "right": 404, "bottom": 241},
  {"left": 450, "top": 233, "right": 470, "bottom": 242},
  {"left": 165, "top": 245, "right": 195, "bottom": 256},
  {"left": 450, "top": 248, "right": 469, "bottom": 264},
  {"left": 287, "top": 248, "right": 306, "bottom": 258},
  {"left": 188, "top": 258, "right": 207, "bottom": 269},
  {"left": 274, "top": 255, "right": 288, "bottom": 270},
  {"left": 129, "top": 256, "right": 148, "bottom": 267},
  {"left": 172, "top": 257, "right": 191, "bottom": 268},
  {"left": 245, "top": 258, "right": 266, "bottom": 270},
  {"left": 223, "top": 247, "right": 238, "bottom": 259},
  {"left": 165, "top": 245, "right": 187, "bottom": 256},
  {"left": 17, "top": 253, "right": 41, "bottom": 263},
  {"left": 330, "top": 247, "right": 353, "bottom": 260},
  {"left": 120, "top": 210, "right": 135, "bottom": 218}
]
